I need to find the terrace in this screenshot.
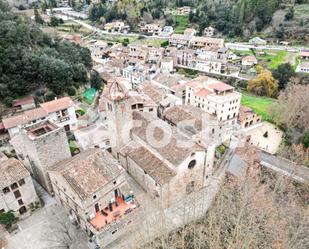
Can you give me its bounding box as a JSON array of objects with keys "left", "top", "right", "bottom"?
[{"left": 90, "top": 196, "right": 138, "bottom": 231}]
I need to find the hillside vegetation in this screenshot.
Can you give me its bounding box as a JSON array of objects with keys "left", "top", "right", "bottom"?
[
  {"left": 0, "top": 0, "right": 92, "bottom": 106},
  {"left": 86, "top": 0, "right": 308, "bottom": 42}
]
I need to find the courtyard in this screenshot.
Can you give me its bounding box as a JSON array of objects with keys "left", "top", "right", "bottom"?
[{"left": 243, "top": 121, "right": 283, "bottom": 154}]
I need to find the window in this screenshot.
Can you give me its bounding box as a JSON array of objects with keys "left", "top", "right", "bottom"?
[
  {"left": 93, "top": 195, "right": 97, "bottom": 200},
  {"left": 18, "top": 199, "right": 24, "bottom": 206},
  {"left": 149, "top": 108, "right": 153, "bottom": 112},
  {"left": 14, "top": 190, "right": 21, "bottom": 199},
  {"left": 2, "top": 187, "right": 10, "bottom": 194},
  {"left": 19, "top": 206, "right": 27, "bottom": 215},
  {"left": 18, "top": 179, "right": 25, "bottom": 186},
  {"left": 11, "top": 183, "right": 18, "bottom": 190},
  {"left": 111, "top": 229, "right": 118, "bottom": 235},
  {"left": 113, "top": 181, "right": 117, "bottom": 185},
  {"left": 188, "top": 160, "right": 196, "bottom": 169}
]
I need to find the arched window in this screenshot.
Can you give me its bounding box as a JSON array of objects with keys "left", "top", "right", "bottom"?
[{"left": 188, "top": 160, "right": 196, "bottom": 169}]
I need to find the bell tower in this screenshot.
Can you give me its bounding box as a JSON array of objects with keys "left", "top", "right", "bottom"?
[{"left": 104, "top": 80, "right": 133, "bottom": 157}]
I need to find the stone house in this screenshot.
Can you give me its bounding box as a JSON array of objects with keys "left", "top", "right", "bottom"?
[
  {"left": 0, "top": 155, "right": 39, "bottom": 217},
  {"left": 10, "top": 121, "right": 71, "bottom": 193},
  {"left": 242, "top": 55, "right": 258, "bottom": 66},
  {"left": 189, "top": 37, "right": 224, "bottom": 49},
  {"left": 238, "top": 106, "right": 261, "bottom": 128},
  {"left": 48, "top": 149, "right": 138, "bottom": 248}
]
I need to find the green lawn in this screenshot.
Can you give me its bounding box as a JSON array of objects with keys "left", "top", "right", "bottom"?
[
  {"left": 174, "top": 15, "right": 189, "bottom": 34},
  {"left": 259, "top": 51, "right": 288, "bottom": 69},
  {"left": 241, "top": 93, "right": 276, "bottom": 122}
]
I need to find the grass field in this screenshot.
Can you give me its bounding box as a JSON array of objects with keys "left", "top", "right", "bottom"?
[
  {"left": 133, "top": 38, "right": 167, "bottom": 47},
  {"left": 174, "top": 15, "right": 189, "bottom": 34},
  {"left": 241, "top": 93, "right": 276, "bottom": 121},
  {"left": 261, "top": 51, "right": 288, "bottom": 69}
]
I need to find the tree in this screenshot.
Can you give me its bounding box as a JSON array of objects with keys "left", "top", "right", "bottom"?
[
  {"left": 303, "top": 131, "right": 309, "bottom": 148},
  {"left": 247, "top": 69, "right": 278, "bottom": 97},
  {"left": 50, "top": 16, "right": 60, "bottom": 27},
  {"left": 269, "top": 84, "right": 309, "bottom": 132},
  {"left": 0, "top": 211, "right": 18, "bottom": 228},
  {"left": 34, "top": 6, "right": 44, "bottom": 24},
  {"left": 90, "top": 70, "right": 102, "bottom": 90},
  {"left": 272, "top": 63, "right": 295, "bottom": 90}
]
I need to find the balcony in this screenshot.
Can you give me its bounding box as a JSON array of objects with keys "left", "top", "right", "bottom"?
[{"left": 89, "top": 196, "right": 138, "bottom": 232}]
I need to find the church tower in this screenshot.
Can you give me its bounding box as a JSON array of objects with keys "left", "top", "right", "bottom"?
[{"left": 103, "top": 80, "right": 133, "bottom": 157}]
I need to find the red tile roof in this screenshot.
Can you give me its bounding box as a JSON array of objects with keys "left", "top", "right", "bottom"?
[
  {"left": 300, "top": 51, "right": 309, "bottom": 57},
  {"left": 40, "top": 97, "right": 74, "bottom": 113},
  {"left": 195, "top": 88, "right": 212, "bottom": 98},
  {"left": 2, "top": 107, "right": 47, "bottom": 129},
  {"left": 208, "top": 82, "right": 234, "bottom": 92},
  {"left": 12, "top": 96, "right": 34, "bottom": 107}
]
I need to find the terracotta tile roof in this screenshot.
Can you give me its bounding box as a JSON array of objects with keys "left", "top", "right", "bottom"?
[
  {"left": 142, "top": 83, "right": 165, "bottom": 104},
  {"left": 207, "top": 82, "right": 234, "bottom": 92},
  {"left": 40, "top": 97, "right": 74, "bottom": 113},
  {"left": 12, "top": 96, "right": 35, "bottom": 107},
  {"left": 120, "top": 141, "right": 176, "bottom": 185},
  {"left": 300, "top": 51, "right": 309, "bottom": 57},
  {"left": 49, "top": 149, "right": 124, "bottom": 200},
  {"left": 132, "top": 111, "right": 203, "bottom": 166},
  {"left": 195, "top": 88, "right": 212, "bottom": 97},
  {"left": 2, "top": 107, "right": 47, "bottom": 129},
  {"left": 0, "top": 158, "right": 30, "bottom": 189}
]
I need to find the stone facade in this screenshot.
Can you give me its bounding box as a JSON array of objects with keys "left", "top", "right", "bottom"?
[
  {"left": 10, "top": 121, "right": 71, "bottom": 193},
  {"left": 0, "top": 157, "right": 39, "bottom": 217}
]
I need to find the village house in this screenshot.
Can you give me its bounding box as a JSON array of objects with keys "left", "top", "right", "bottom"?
[
  {"left": 103, "top": 21, "right": 130, "bottom": 33},
  {"left": 300, "top": 50, "right": 309, "bottom": 60},
  {"left": 176, "top": 6, "right": 192, "bottom": 16},
  {"left": 296, "top": 61, "right": 309, "bottom": 73},
  {"left": 161, "top": 26, "right": 174, "bottom": 37},
  {"left": 169, "top": 34, "right": 192, "bottom": 47},
  {"left": 189, "top": 37, "right": 225, "bottom": 49},
  {"left": 242, "top": 55, "right": 258, "bottom": 67},
  {"left": 238, "top": 106, "right": 261, "bottom": 129},
  {"left": 176, "top": 49, "right": 227, "bottom": 74},
  {"left": 10, "top": 121, "right": 71, "bottom": 193},
  {"left": 185, "top": 76, "right": 241, "bottom": 126},
  {"left": 160, "top": 57, "right": 174, "bottom": 73},
  {"left": 184, "top": 28, "right": 197, "bottom": 37},
  {"left": 0, "top": 153, "right": 39, "bottom": 217},
  {"left": 12, "top": 96, "right": 35, "bottom": 111},
  {"left": 2, "top": 97, "right": 77, "bottom": 138},
  {"left": 140, "top": 23, "right": 162, "bottom": 36},
  {"left": 48, "top": 149, "right": 139, "bottom": 248},
  {"left": 249, "top": 37, "right": 267, "bottom": 46},
  {"left": 203, "top": 27, "right": 215, "bottom": 37}
]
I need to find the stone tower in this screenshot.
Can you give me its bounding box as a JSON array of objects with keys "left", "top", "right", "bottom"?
[
  {"left": 10, "top": 121, "right": 71, "bottom": 194},
  {"left": 103, "top": 80, "right": 133, "bottom": 158}
]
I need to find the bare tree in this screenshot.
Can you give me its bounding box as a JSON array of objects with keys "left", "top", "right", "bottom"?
[
  {"left": 270, "top": 84, "right": 309, "bottom": 132},
  {"left": 41, "top": 211, "right": 89, "bottom": 249},
  {"left": 137, "top": 169, "right": 309, "bottom": 249}
]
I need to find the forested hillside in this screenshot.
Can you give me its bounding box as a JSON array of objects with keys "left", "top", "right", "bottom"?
[
  {"left": 87, "top": 0, "right": 308, "bottom": 41},
  {"left": 0, "top": 0, "right": 92, "bottom": 106}
]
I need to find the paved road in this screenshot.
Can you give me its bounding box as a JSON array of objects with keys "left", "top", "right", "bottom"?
[{"left": 260, "top": 151, "right": 309, "bottom": 183}]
